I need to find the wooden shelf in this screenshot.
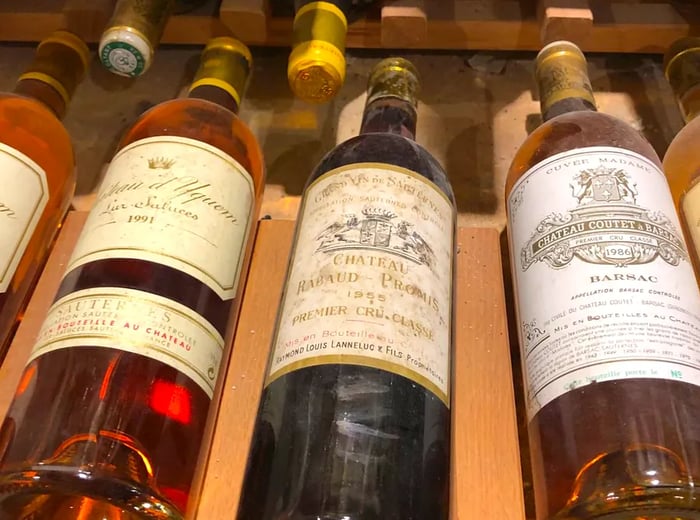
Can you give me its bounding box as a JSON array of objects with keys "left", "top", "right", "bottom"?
[
  {"left": 0, "top": 211, "right": 526, "bottom": 519},
  {"left": 0, "top": 0, "right": 697, "bottom": 54}
]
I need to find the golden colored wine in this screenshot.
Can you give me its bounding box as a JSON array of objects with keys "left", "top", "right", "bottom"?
[
  {"left": 507, "top": 41, "right": 700, "bottom": 519},
  {"left": 0, "top": 31, "right": 88, "bottom": 363},
  {"left": 0, "top": 37, "right": 265, "bottom": 519},
  {"left": 663, "top": 37, "right": 700, "bottom": 280}
]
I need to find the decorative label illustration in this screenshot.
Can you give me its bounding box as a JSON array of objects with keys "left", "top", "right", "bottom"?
[
  {"left": 67, "top": 136, "right": 254, "bottom": 300},
  {"left": 0, "top": 143, "right": 49, "bottom": 292},
  {"left": 266, "top": 163, "right": 454, "bottom": 406},
  {"left": 29, "top": 287, "right": 224, "bottom": 398},
  {"left": 508, "top": 146, "right": 700, "bottom": 420}
]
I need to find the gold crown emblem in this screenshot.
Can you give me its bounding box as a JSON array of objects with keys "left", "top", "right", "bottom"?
[
  {"left": 362, "top": 207, "right": 396, "bottom": 220},
  {"left": 147, "top": 156, "right": 176, "bottom": 169}
]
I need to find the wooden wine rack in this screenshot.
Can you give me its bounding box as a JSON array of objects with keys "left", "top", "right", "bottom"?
[
  {"left": 0, "top": 0, "right": 698, "bottom": 54},
  {"left": 0, "top": 211, "right": 526, "bottom": 519}
]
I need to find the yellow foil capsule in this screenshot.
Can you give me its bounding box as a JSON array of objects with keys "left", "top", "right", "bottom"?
[{"left": 288, "top": 1, "right": 348, "bottom": 103}]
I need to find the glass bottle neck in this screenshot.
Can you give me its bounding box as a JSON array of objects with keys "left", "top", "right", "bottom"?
[
  {"left": 677, "top": 84, "right": 700, "bottom": 124},
  {"left": 13, "top": 78, "right": 66, "bottom": 119},
  {"left": 542, "top": 96, "right": 597, "bottom": 122},
  {"left": 359, "top": 97, "right": 417, "bottom": 140},
  {"left": 187, "top": 84, "right": 240, "bottom": 114}
]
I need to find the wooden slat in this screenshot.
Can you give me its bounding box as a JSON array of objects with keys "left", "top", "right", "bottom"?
[
  {"left": 0, "top": 0, "right": 68, "bottom": 43},
  {"left": 219, "top": 0, "right": 270, "bottom": 44},
  {"left": 0, "top": 0, "right": 696, "bottom": 54},
  {"left": 62, "top": 0, "right": 115, "bottom": 40},
  {"left": 0, "top": 218, "right": 536, "bottom": 520},
  {"left": 587, "top": 1, "right": 691, "bottom": 53},
  {"left": 196, "top": 224, "right": 524, "bottom": 518},
  {"left": 194, "top": 219, "right": 293, "bottom": 518},
  {"left": 451, "top": 227, "right": 525, "bottom": 520},
  {"left": 537, "top": 0, "right": 594, "bottom": 46},
  {"left": 381, "top": 0, "right": 428, "bottom": 48}
]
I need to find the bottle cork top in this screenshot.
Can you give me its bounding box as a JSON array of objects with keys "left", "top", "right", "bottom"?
[
  {"left": 99, "top": 26, "right": 153, "bottom": 78},
  {"left": 98, "top": 0, "right": 173, "bottom": 77},
  {"left": 365, "top": 57, "right": 420, "bottom": 108},
  {"left": 535, "top": 40, "right": 596, "bottom": 115},
  {"left": 17, "top": 30, "right": 91, "bottom": 106},
  {"left": 287, "top": 1, "right": 347, "bottom": 104},
  {"left": 188, "top": 37, "right": 253, "bottom": 107},
  {"left": 664, "top": 37, "right": 700, "bottom": 101}
]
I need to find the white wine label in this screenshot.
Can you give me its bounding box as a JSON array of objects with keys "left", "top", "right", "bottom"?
[
  {"left": 266, "top": 163, "right": 454, "bottom": 405},
  {"left": 682, "top": 181, "right": 700, "bottom": 259},
  {"left": 0, "top": 143, "right": 49, "bottom": 292},
  {"left": 508, "top": 146, "right": 700, "bottom": 420},
  {"left": 29, "top": 287, "right": 224, "bottom": 398},
  {"left": 67, "top": 136, "right": 255, "bottom": 300}
]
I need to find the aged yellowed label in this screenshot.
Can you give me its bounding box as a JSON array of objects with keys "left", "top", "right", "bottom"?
[
  {"left": 508, "top": 146, "right": 700, "bottom": 420},
  {"left": 266, "top": 163, "right": 454, "bottom": 405},
  {"left": 0, "top": 143, "right": 49, "bottom": 292},
  {"left": 67, "top": 136, "right": 254, "bottom": 300},
  {"left": 29, "top": 287, "right": 224, "bottom": 398}
]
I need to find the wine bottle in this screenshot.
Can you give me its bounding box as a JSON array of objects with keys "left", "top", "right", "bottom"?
[
  {"left": 288, "top": 0, "right": 352, "bottom": 103},
  {"left": 663, "top": 37, "right": 700, "bottom": 278},
  {"left": 0, "top": 31, "right": 89, "bottom": 363},
  {"left": 238, "top": 57, "right": 454, "bottom": 520},
  {"left": 506, "top": 40, "right": 700, "bottom": 519},
  {"left": 0, "top": 37, "right": 264, "bottom": 518},
  {"left": 99, "top": 0, "right": 174, "bottom": 78}
]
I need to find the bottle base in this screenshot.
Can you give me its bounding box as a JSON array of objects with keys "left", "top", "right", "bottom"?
[
  {"left": 558, "top": 499, "right": 700, "bottom": 520},
  {"left": 556, "top": 444, "right": 700, "bottom": 519},
  {"left": 0, "top": 468, "right": 182, "bottom": 519}
]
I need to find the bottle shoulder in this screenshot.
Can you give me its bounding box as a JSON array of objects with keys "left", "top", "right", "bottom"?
[
  {"left": 664, "top": 117, "right": 700, "bottom": 168},
  {"left": 663, "top": 117, "right": 700, "bottom": 201},
  {"left": 118, "top": 97, "right": 265, "bottom": 188},
  {"left": 506, "top": 111, "right": 660, "bottom": 197},
  {"left": 0, "top": 92, "right": 70, "bottom": 142},
  {"left": 310, "top": 132, "right": 455, "bottom": 203},
  {"left": 0, "top": 92, "right": 73, "bottom": 174},
  {"left": 120, "top": 97, "right": 248, "bottom": 138}
]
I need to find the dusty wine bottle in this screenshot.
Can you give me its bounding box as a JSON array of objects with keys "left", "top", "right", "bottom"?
[
  {"left": 99, "top": 0, "right": 174, "bottom": 77},
  {"left": 238, "top": 57, "right": 454, "bottom": 519},
  {"left": 0, "top": 31, "right": 89, "bottom": 363},
  {"left": 506, "top": 40, "right": 700, "bottom": 519},
  {"left": 0, "top": 37, "right": 264, "bottom": 518},
  {"left": 663, "top": 37, "right": 700, "bottom": 278}
]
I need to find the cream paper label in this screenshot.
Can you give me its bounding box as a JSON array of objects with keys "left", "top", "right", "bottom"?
[
  {"left": 266, "top": 163, "right": 454, "bottom": 405},
  {"left": 66, "top": 136, "right": 254, "bottom": 300},
  {"left": 508, "top": 146, "right": 700, "bottom": 420},
  {"left": 0, "top": 143, "right": 49, "bottom": 292},
  {"left": 29, "top": 287, "right": 224, "bottom": 398}
]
